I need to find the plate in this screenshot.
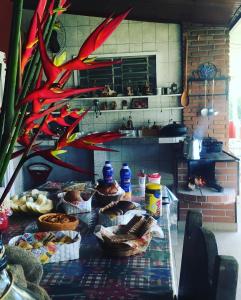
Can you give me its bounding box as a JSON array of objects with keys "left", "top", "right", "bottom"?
[{"left": 198, "top": 63, "right": 217, "bottom": 80}]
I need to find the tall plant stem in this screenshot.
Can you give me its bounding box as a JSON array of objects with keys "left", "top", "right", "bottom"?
[
  {"left": 0, "top": 0, "right": 23, "bottom": 148},
  {"left": 0, "top": 4, "right": 60, "bottom": 183},
  {"left": 0, "top": 0, "right": 23, "bottom": 142}
]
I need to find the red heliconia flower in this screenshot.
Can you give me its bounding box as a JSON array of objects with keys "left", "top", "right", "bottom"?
[
  {"left": 21, "top": 0, "right": 47, "bottom": 74},
  {"left": 57, "top": 108, "right": 91, "bottom": 149},
  {"left": 23, "top": 102, "right": 65, "bottom": 128},
  {"left": 37, "top": 15, "right": 61, "bottom": 85},
  {"left": 69, "top": 132, "right": 124, "bottom": 152},
  {"left": 78, "top": 9, "right": 131, "bottom": 61},
  {"left": 19, "top": 85, "right": 102, "bottom": 107}
]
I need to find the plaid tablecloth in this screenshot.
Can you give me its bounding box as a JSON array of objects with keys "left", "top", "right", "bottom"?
[{"left": 4, "top": 193, "right": 176, "bottom": 300}]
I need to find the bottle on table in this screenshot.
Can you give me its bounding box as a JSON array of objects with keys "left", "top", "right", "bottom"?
[
  {"left": 102, "top": 161, "right": 114, "bottom": 184},
  {"left": 120, "top": 163, "right": 132, "bottom": 199}
]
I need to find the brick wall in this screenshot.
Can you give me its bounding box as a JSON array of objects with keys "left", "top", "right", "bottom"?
[{"left": 182, "top": 25, "right": 229, "bottom": 148}]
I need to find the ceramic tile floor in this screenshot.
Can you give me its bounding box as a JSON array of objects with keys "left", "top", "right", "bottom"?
[{"left": 173, "top": 201, "right": 241, "bottom": 299}]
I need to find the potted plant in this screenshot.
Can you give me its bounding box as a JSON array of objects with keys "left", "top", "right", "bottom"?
[{"left": 0, "top": 0, "right": 130, "bottom": 220}]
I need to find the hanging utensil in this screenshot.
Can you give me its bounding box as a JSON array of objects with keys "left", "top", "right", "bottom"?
[
  {"left": 208, "top": 79, "right": 218, "bottom": 116},
  {"left": 181, "top": 34, "right": 189, "bottom": 107},
  {"left": 201, "top": 80, "right": 208, "bottom": 117}
]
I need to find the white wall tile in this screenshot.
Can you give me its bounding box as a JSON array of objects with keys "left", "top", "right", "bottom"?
[
  {"left": 129, "top": 44, "right": 143, "bottom": 52},
  {"left": 156, "top": 23, "right": 169, "bottom": 42},
  {"left": 129, "top": 22, "right": 143, "bottom": 44},
  {"left": 115, "top": 24, "right": 130, "bottom": 44},
  {"left": 169, "top": 41, "right": 181, "bottom": 62},
  {"left": 65, "top": 27, "right": 78, "bottom": 47},
  {"left": 156, "top": 43, "right": 169, "bottom": 62},
  {"left": 77, "top": 15, "right": 90, "bottom": 26},
  {"left": 142, "top": 23, "right": 156, "bottom": 43},
  {"left": 63, "top": 14, "right": 78, "bottom": 27},
  {"left": 168, "top": 24, "right": 181, "bottom": 42},
  {"left": 143, "top": 43, "right": 156, "bottom": 51},
  {"left": 117, "top": 44, "right": 130, "bottom": 53}
]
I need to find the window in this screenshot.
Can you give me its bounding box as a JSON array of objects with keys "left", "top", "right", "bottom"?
[{"left": 73, "top": 54, "right": 157, "bottom": 97}]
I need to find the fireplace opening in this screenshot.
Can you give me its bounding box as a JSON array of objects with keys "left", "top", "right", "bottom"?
[{"left": 188, "top": 160, "right": 224, "bottom": 192}]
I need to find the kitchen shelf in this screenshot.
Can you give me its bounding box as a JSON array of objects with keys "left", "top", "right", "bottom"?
[
  {"left": 188, "top": 93, "right": 227, "bottom": 97},
  {"left": 73, "top": 95, "right": 157, "bottom": 101},
  {"left": 188, "top": 76, "right": 230, "bottom": 82},
  {"left": 89, "top": 107, "right": 184, "bottom": 113},
  {"left": 160, "top": 94, "right": 182, "bottom": 97}
]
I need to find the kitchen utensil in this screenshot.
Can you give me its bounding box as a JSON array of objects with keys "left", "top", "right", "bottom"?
[
  {"left": 201, "top": 80, "right": 208, "bottom": 117},
  {"left": 160, "top": 121, "right": 187, "bottom": 137},
  {"left": 208, "top": 79, "right": 218, "bottom": 116},
  {"left": 181, "top": 35, "right": 189, "bottom": 107}
]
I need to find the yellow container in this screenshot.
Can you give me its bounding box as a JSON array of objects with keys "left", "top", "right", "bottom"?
[{"left": 145, "top": 183, "right": 162, "bottom": 218}]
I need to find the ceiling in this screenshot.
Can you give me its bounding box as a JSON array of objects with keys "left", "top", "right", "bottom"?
[{"left": 23, "top": 0, "right": 241, "bottom": 28}]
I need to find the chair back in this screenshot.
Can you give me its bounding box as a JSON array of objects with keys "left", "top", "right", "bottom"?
[
  {"left": 178, "top": 210, "right": 204, "bottom": 300},
  {"left": 178, "top": 210, "right": 238, "bottom": 300},
  {"left": 212, "top": 255, "right": 238, "bottom": 300}
]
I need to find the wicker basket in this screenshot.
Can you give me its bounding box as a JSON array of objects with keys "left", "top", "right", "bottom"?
[
  {"left": 58, "top": 189, "right": 95, "bottom": 214},
  {"left": 9, "top": 230, "right": 81, "bottom": 263},
  {"left": 95, "top": 186, "right": 125, "bottom": 207}
]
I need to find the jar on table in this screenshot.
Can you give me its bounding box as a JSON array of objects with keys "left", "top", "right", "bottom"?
[{"left": 145, "top": 183, "right": 162, "bottom": 218}]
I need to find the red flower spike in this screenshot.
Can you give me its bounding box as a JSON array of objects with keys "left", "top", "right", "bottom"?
[
  {"left": 78, "top": 9, "right": 131, "bottom": 60},
  {"left": 47, "top": 114, "right": 70, "bottom": 127},
  {"left": 21, "top": 0, "right": 47, "bottom": 74},
  {"left": 77, "top": 15, "right": 113, "bottom": 60},
  {"left": 57, "top": 108, "right": 91, "bottom": 149},
  {"left": 19, "top": 86, "right": 103, "bottom": 106},
  {"left": 37, "top": 15, "right": 61, "bottom": 84},
  {"left": 62, "top": 58, "right": 121, "bottom": 72},
  {"left": 24, "top": 102, "right": 65, "bottom": 128},
  {"left": 80, "top": 132, "right": 124, "bottom": 144},
  {"left": 32, "top": 149, "right": 92, "bottom": 175},
  {"left": 18, "top": 134, "right": 32, "bottom": 147},
  {"left": 40, "top": 123, "right": 59, "bottom": 136},
  {"left": 58, "top": 70, "right": 72, "bottom": 87},
  {"left": 36, "top": 67, "right": 44, "bottom": 89}
]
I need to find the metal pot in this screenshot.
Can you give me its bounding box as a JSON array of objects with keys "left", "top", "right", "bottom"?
[{"left": 160, "top": 122, "right": 187, "bottom": 137}]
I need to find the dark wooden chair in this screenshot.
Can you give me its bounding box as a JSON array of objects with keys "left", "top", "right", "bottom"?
[{"left": 177, "top": 210, "right": 238, "bottom": 300}]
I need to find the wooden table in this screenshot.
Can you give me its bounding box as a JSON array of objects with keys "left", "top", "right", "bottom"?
[{"left": 4, "top": 188, "right": 177, "bottom": 300}]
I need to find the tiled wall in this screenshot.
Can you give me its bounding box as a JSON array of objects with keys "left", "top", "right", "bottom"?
[{"left": 22, "top": 10, "right": 182, "bottom": 133}]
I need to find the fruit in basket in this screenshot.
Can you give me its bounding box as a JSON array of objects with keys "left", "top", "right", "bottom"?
[{"left": 10, "top": 190, "right": 53, "bottom": 214}]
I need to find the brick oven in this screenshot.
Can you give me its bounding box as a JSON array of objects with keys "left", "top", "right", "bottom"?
[
  {"left": 177, "top": 153, "right": 239, "bottom": 230},
  {"left": 177, "top": 25, "right": 240, "bottom": 230}
]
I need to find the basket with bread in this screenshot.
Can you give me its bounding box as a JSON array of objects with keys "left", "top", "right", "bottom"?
[
  {"left": 58, "top": 182, "right": 95, "bottom": 214},
  {"left": 98, "top": 200, "right": 143, "bottom": 226},
  {"left": 8, "top": 230, "right": 81, "bottom": 264},
  {"left": 95, "top": 180, "right": 125, "bottom": 207},
  {"left": 95, "top": 215, "right": 159, "bottom": 257}
]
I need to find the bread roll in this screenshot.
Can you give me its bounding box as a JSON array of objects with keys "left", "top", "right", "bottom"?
[{"left": 64, "top": 190, "right": 81, "bottom": 203}]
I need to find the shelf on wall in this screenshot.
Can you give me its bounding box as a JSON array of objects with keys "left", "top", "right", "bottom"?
[
  {"left": 73, "top": 95, "right": 157, "bottom": 101},
  {"left": 188, "top": 93, "right": 227, "bottom": 97},
  {"left": 160, "top": 94, "right": 182, "bottom": 97},
  {"left": 89, "top": 107, "right": 184, "bottom": 113},
  {"left": 188, "top": 76, "right": 230, "bottom": 82}
]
